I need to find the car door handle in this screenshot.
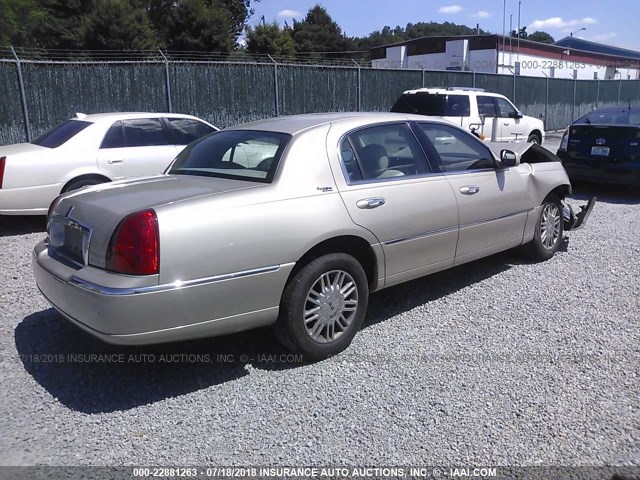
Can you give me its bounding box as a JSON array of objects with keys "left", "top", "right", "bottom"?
[
  {"left": 107, "top": 159, "right": 124, "bottom": 164},
  {"left": 356, "top": 197, "right": 386, "bottom": 209},
  {"left": 460, "top": 185, "right": 480, "bottom": 195}
]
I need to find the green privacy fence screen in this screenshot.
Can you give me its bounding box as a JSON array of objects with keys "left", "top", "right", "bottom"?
[{"left": 1, "top": 58, "right": 639, "bottom": 145}]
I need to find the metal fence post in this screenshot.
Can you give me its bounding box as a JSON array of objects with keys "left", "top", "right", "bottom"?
[
  {"left": 545, "top": 75, "right": 549, "bottom": 127},
  {"left": 351, "top": 59, "right": 361, "bottom": 111},
  {"left": 268, "top": 55, "right": 279, "bottom": 117},
  {"left": 422, "top": 67, "right": 425, "bottom": 88},
  {"left": 572, "top": 76, "right": 577, "bottom": 122},
  {"left": 512, "top": 71, "right": 516, "bottom": 102},
  {"left": 159, "top": 49, "right": 172, "bottom": 113},
  {"left": 617, "top": 78, "right": 622, "bottom": 103},
  {"left": 10, "top": 46, "right": 31, "bottom": 142},
  {"left": 596, "top": 79, "right": 600, "bottom": 108}
]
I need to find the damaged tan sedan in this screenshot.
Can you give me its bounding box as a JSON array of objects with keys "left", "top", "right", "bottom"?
[{"left": 33, "top": 113, "right": 595, "bottom": 359}]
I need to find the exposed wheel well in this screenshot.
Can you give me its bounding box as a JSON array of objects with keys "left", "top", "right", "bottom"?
[
  {"left": 548, "top": 184, "right": 571, "bottom": 200},
  {"left": 61, "top": 174, "right": 111, "bottom": 193},
  {"left": 287, "top": 236, "right": 378, "bottom": 292}
]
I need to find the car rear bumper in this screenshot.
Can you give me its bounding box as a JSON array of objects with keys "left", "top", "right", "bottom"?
[
  {"left": 557, "top": 152, "right": 640, "bottom": 186},
  {"left": 0, "top": 183, "right": 61, "bottom": 215},
  {"left": 32, "top": 241, "right": 291, "bottom": 345}
]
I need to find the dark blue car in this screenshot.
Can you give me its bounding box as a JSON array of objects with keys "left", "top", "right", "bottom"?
[{"left": 556, "top": 106, "right": 640, "bottom": 186}]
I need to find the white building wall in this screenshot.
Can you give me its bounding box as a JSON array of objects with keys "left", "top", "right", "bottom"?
[
  {"left": 372, "top": 48, "right": 496, "bottom": 72},
  {"left": 497, "top": 50, "right": 640, "bottom": 80},
  {"left": 373, "top": 40, "right": 640, "bottom": 80}
]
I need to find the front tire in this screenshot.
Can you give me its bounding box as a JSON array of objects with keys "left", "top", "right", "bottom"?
[
  {"left": 274, "top": 253, "right": 369, "bottom": 360},
  {"left": 525, "top": 195, "right": 564, "bottom": 261},
  {"left": 527, "top": 133, "right": 542, "bottom": 144}
]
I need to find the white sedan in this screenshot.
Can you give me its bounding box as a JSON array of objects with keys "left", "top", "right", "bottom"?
[{"left": 0, "top": 112, "right": 218, "bottom": 215}]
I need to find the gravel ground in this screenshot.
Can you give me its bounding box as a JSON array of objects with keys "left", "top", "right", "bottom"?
[{"left": 0, "top": 138, "right": 638, "bottom": 469}]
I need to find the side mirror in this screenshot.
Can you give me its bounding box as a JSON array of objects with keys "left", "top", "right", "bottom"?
[
  {"left": 500, "top": 149, "right": 519, "bottom": 167},
  {"left": 510, "top": 110, "right": 524, "bottom": 119}
]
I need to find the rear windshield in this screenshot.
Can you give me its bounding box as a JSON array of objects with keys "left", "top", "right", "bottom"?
[
  {"left": 167, "top": 130, "right": 291, "bottom": 183},
  {"left": 32, "top": 119, "right": 92, "bottom": 148},
  {"left": 391, "top": 93, "right": 470, "bottom": 117},
  {"left": 577, "top": 109, "right": 640, "bottom": 125}
]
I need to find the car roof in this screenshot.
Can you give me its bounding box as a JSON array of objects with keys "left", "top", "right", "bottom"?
[
  {"left": 71, "top": 112, "right": 201, "bottom": 123},
  {"left": 587, "top": 106, "right": 640, "bottom": 113},
  {"left": 225, "top": 112, "right": 453, "bottom": 135},
  {"left": 401, "top": 87, "right": 500, "bottom": 96}
]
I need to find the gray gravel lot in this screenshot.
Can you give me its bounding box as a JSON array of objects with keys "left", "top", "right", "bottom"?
[{"left": 0, "top": 136, "right": 638, "bottom": 468}]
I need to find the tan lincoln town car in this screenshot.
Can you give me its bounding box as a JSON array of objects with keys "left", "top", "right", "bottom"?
[{"left": 33, "top": 113, "right": 595, "bottom": 359}]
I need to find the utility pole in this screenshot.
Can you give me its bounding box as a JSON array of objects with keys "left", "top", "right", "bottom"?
[
  {"left": 501, "top": 0, "right": 506, "bottom": 74},
  {"left": 517, "top": 1, "right": 521, "bottom": 63}
]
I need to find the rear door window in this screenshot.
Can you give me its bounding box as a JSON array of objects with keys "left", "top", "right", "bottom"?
[
  {"left": 32, "top": 120, "right": 92, "bottom": 148},
  {"left": 340, "top": 123, "right": 430, "bottom": 182},
  {"left": 477, "top": 96, "right": 498, "bottom": 117},
  {"left": 166, "top": 117, "right": 216, "bottom": 145},
  {"left": 444, "top": 95, "right": 470, "bottom": 116},
  {"left": 123, "top": 118, "right": 170, "bottom": 147},
  {"left": 100, "top": 121, "right": 125, "bottom": 149}
]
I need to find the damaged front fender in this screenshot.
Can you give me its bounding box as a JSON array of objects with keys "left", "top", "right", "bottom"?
[{"left": 563, "top": 197, "right": 597, "bottom": 231}]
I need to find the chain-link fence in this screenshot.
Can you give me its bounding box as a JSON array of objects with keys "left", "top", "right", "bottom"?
[{"left": 1, "top": 47, "right": 640, "bottom": 145}]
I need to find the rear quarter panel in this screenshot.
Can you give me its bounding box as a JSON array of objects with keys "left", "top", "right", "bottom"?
[{"left": 156, "top": 126, "right": 380, "bottom": 285}]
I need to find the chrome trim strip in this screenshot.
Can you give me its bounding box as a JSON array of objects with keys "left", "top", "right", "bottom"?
[
  {"left": 70, "top": 264, "right": 282, "bottom": 296},
  {"left": 458, "top": 208, "right": 532, "bottom": 229},
  {"left": 384, "top": 208, "right": 533, "bottom": 246},
  {"left": 385, "top": 225, "right": 458, "bottom": 246}
]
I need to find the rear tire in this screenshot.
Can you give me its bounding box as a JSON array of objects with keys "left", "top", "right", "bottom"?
[
  {"left": 524, "top": 195, "right": 564, "bottom": 261},
  {"left": 274, "top": 253, "right": 369, "bottom": 360},
  {"left": 62, "top": 178, "right": 105, "bottom": 193}
]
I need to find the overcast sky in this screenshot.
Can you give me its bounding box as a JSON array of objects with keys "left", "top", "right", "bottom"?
[{"left": 250, "top": 0, "right": 640, "bottom": 51}]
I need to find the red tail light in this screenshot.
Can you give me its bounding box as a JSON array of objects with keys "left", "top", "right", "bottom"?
[
  {"left": 106, "top": 209, "right": 159, "bottom": 275},
  {"left": 0, "top": 156, "right": 6, "bottom": 189}
]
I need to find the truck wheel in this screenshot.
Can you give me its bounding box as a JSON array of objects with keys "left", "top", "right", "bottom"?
[{"left": 527, "top": 133, "right": 542, "bottom": 144}]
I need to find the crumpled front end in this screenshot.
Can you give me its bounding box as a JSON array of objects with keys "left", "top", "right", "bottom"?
[{"left": 562, "top": 197, "right": 597, "bottom": 231}]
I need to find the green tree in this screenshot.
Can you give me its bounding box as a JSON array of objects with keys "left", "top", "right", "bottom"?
[
  {"left": 83, "top": 0, "right": 155, "bottom": 50},
  {"left": 166, "top": 0, "right": 234, "bottom": 52},
  {"left": 246, "top": 21, "right": 295, "bottom": 56},
  {"left": 218, "top": 0, "right": 258, "bottom": 38},
  {"left": 0, "top": 0, "right": 42, "bottom": 46},
  {"left": 528, "top": 30, "right": 555, "bottom": 44},
  {"left": 510, "top": 27, "right": 528, "bottom": 39},
  {"left": 30, "top": 0, "right": 93, "bottom": 49},
  {"left": 142, "top": 0, "right": 257, "bottom": 48},
  {"left": 291, "top": 5, "right": 353, "bottom": 55},
  {"left": 354, "top": 20, "right": 489, "bottom": 53}
]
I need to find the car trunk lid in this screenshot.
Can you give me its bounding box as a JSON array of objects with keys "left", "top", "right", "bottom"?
[{"left": 49, "top": 174, "right": 265, "bottom": 269}]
